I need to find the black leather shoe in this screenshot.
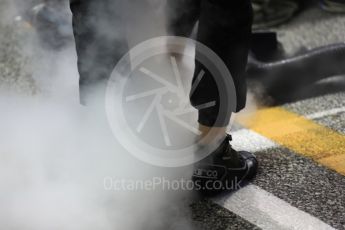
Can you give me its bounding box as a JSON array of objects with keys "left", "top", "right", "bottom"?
[{"left": 192, "top": 134, "right": 258, "bottom": 196}]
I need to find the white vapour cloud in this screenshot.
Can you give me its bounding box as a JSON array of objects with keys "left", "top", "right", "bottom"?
[{"left": 0, "top": 0, "right": 196, "bottom": 229}]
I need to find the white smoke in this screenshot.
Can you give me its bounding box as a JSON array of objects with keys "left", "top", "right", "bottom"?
[{"left": 0, "top": 0, "right": 197, "bottom": 229}]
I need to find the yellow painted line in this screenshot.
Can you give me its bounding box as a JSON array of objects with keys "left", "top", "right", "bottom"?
[
  {"left": 319, "top": 154, "right": 345, "bottom": 176},
  {"left": 238, "top": 107, "right": 345, "bottom": 176}
]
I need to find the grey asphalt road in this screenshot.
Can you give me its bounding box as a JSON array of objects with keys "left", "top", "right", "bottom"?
[{"left": 191, "top": 92, "right": 345, "bottom": 230}]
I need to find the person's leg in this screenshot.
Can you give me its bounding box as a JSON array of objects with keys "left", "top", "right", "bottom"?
[
  {"left": 190, "top": 0, "right": 257, "bottom": 195},
  {"left": 165, "top": 0, "right": 227, "bottom": 143},
  {"left": 165, "top": 0, "right": 201, "bottom": 37},
  {"left": 70, "top": 0, "right": 128, "bottom": 104},
  {"left": 191, "top": 0, "right": 253, "bottom": 138}
]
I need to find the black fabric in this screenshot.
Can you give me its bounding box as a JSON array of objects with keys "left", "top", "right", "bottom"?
[
  {"left": 70, "top": 0, "right": 128, "bottom": 104},
  {"left": 167, "top": 0, "right": 253, "bottom": 126},
  {"left": 70, "top": 0, "right": 252, "bottom": 126}
]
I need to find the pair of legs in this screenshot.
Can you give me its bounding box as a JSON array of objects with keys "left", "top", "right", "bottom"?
[
  {"left": 70, "top": 0, "right": 252, "bottom": 140},
  {"left": 70, "top": 0, "right": 257, "bottom": 195}
]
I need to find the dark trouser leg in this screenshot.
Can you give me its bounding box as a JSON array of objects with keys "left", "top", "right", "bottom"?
[
  {"left": 70, "top": 0, "right": 128, "bottom": 105},
  {"left": 166, "top": 0, "right": 201, "bottom": 37},
  {"left": 190, "top": 0, "right": 253, "bottom": 127}
]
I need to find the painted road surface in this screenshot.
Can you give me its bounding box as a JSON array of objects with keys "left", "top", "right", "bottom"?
[{"left": 191, "top": 92, "right": 345, "bottom": 230}]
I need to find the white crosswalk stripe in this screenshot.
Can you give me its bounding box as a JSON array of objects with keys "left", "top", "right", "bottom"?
[{"left": 213, "top": 185, "right": 336, "bottom": 230}]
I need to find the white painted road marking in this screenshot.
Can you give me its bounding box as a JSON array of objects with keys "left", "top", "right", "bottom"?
[
  {"left": 213, "top": 185, "right": 335, "bottom": 230},
  {"left": 231, "top": 129, "right": 277, "bottom": 153},
  {"left": 306, "top": 106, "right": 345, "bottom": 120}
]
